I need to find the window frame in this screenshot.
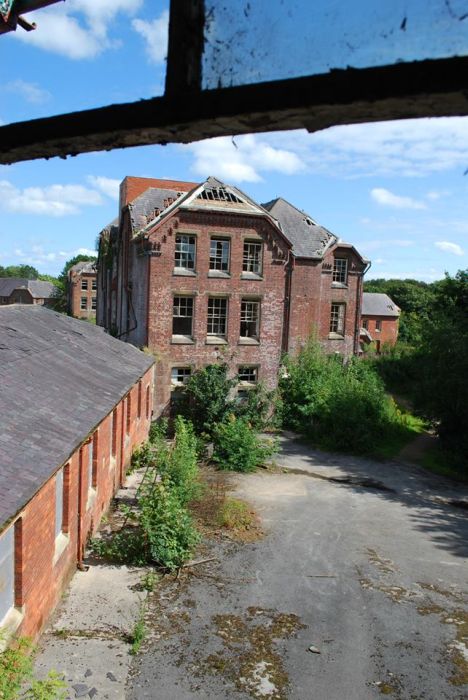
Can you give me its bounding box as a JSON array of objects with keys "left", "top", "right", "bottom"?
[
  {"left": 329, "top": 302, "right": 346, "bottom": 336},
  {"left": 207, "top": 297, "right": 228, "bottom": 339},
  {"left": 240, "top": 299, "right": 260, "bottom": 341},
  {"left": 80, "top": 296, "right": 87, "bottom": 310},
  {"left": 242, "top": 240, "right": 263, "bottom": 276},
  {"left": 174, "top": 233, "right": 197, "bottom": 272},
  {"left": 172, "top": 295, "right": 194, "bottom": 339},
  {"left": 91, "top": 296, "right": 97, "bottom": 310},
  {"left": 238, "top": 365, "right": 258, "bottom": 384},
  {"left": 171, "top": 366, "right": 192, "bottom": 387},
  {"left": 209, "top": 237, "right": 230, "bottom": 273},
  {"left": 376, "top": 319, "right": 382, "bottom": 332},
  {"left": 81, "top": 279, "right": 88, "bottom": 291},
  {"left": 91, "top": 278, "right": 97, "bottom": 291},
  {"left": 332, "top": 258, "right": 348, "bottom": 285}
]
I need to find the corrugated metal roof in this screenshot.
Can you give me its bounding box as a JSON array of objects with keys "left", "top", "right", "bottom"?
[
  {"left": 0, "top": 305, "right": 154, "bottom": 530},
  {"left": 262, "top": 197, "right": 336, "bottom": 258},
  {"left": 362, "top": 293, "right": 400, "bottom": 317}
]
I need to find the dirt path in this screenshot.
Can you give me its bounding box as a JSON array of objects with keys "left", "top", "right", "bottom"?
[{"left": 398, "top": 429, "right": 438, "bottom": 464}]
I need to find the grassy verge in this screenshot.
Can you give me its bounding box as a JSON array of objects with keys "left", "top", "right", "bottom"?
[
  {"left": 419, "top": 446, "right": 468, "bottom": 483},
  {"left": 371, "top": 405, "right": 427, "bottom": 460}
]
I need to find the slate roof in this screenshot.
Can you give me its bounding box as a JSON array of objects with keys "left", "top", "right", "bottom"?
[
  {"left": 129, "top": 187, "right": 189, "bottom": 231},
  {"left": 0, "top": 305, "right": 154, "bottom": 530},
  {"left": 362, "top": 293, "right": 400, "bottom": 317},
  {"left": 0, "top": 277, "right": 56, "bottom": 299},
  {"left": 69, "top": 261, "right": 97, "bottom": 275},
  {"left": 262, "top": 198, "right": 336, "bottom": 258}
]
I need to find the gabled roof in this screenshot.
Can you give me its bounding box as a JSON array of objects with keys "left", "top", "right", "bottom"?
[
  {"left": 362, "top": 293, "right": 400, "bottom": 317},
  {"left": 69, "top": 261, "right": 97, "bottom": 275},
  {"left": 129, "top": 186, "right": 188, "bottom": 231},
  {"left": 0, "top": 305, "right": 154, "bottom": 530},
  {"left": 262, "top": 197, "right": 336, "bottom": 259},
  {"left": 0, "top": 277, "right": 56, "bottom": 299}
]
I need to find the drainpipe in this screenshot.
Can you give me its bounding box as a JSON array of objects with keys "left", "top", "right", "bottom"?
[
  {"left": 354, "top": 261, "right": 371, "bottom": 355},
  {"left": 76, "top": 445, "right": 86, "bottom": 570},
  {"left": 282, "top": 251, "right": 294, "bottom": 354}
]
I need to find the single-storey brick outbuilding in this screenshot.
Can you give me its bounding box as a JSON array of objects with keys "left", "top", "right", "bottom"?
[{"left": 0, "top": 305, "right": 154, "bottom": 644}]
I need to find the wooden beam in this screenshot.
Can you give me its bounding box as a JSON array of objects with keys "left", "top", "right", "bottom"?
[{"left": 1, "top": 56, "right": 468, "bottom": 164}]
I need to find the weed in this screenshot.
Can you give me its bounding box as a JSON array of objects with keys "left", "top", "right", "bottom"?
[
  {"left": 129, "top": 607, "right": 146, "bottom": 656},
  {"left": 217, "top": 499, "right": 254, "bottom": 531},
  {"left": 140, "top": 571, "right": 159, "bottom": 592},
  {"left": 212, "top": 416, "right": 277, "bottom": 472},
  {"left": 0, "top": 633, "right": 66, "bottom": 700}
]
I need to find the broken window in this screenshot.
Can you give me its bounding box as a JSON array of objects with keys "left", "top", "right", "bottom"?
[
  {"left": 330, "top": 303, "right": 345, "bottom": 335},
  {"left": 173, "top": 296, "right": 194, "bottom": 337},
  {"left": 81, "top": 279, "right": 88, "bottom": 291},
  {"left": 171, "top": 367, "right": 192, "bottom": 386},
  {"left": 240, "top": 300, "right": 260, "bottom": 340},
  {"left": 333, "top": 258, "right": 348, "bottom": 285},
  {"left": 175, "top": 235, "right": 196, "bottom": 270},
  {"left": 207, "top": 298, "right": 228, "bottom": 337},
  {"left": 210, "top": 238, "right": 230, "bottom": 272},
  {"left": 198, "top": 187, "right": 242, "bottom": 203},
  {"left": 243, "top": 242, "right": 263, "bottom": 275},
  {"left": 238, "top": 366, "right": 258, "bottom": 383}
]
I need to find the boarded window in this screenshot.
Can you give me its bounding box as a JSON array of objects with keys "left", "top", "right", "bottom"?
[
  {"left": 0, "top": 525, "right": 14, "bottom": 623},
  {"left": 55, "top": 469, "right": 64, "bottom": 538}
]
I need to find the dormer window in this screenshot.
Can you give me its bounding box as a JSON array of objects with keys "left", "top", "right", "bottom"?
[{"left": 332, "top": 258, "right": 348, "bottom": 285}]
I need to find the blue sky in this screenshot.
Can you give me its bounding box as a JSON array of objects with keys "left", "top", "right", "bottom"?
[{"left": 0, "top": 0, "right": 467, "bottom": 281}]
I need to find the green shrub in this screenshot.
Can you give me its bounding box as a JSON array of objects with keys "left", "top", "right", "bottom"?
[
  {"left": 280, "top": 339, "right": 414, "bottom": 454},
  {"left": 139, "top": 478, "right": 200, "bottom": 570},
  {"left": 0, "top": 635, "right": 66, "bottom": 700},
  {"left": 166, "top": 416, "right": 201, "bottom": 504},
  {"left": 178, "top": 364, "right": 236, "bottom": 435},
  {"left": 235, "top": 383, "right": 275, "bottom": 430},
  {"left": 212, "top": 416, "right": 277, "bottom": 472}
]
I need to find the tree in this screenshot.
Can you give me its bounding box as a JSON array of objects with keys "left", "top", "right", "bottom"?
[{"left": 0, "top": 264, "right": 39, "bottom": 279}]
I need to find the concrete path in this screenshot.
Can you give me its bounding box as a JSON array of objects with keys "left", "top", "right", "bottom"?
[{"left": 128, "top": 434, "right": 468, "bottom": 700}]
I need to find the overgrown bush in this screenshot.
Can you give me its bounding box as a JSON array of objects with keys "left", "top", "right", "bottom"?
[
  {"left": 212, "top": 416, "right": 277, "bottom": 472},
  {"left": 280, "top": 339, "right": 411, "bottom": 454},
  {"left": 0, "top": 635, "right": 66, "bottom": 700},
  {"left": 235, "top": 383, "right": 275, "bottom": 430},
  {"left": 90, "top": 417, "right": 200, "bottom": 570},
  {"left": 179, "top": 364, "right": 237, "bottom": 435},
  {"left": 139, "top": 477, "right": 200, "bottom": 570}
]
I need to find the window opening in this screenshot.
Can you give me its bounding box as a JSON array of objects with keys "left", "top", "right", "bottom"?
[
  {"left": 240, "top": 300, "right": 260, "bottom": 339},
  {"left": 207, "top": 298, "right": 228, "bottom": 337},
  {"left": 173, "top": 296, "right": 194, "bottom": 336},
  {"left": 210, "top": 238, "right": 230, "bottom": 271},
  {"left": 175, "top": 235, "right": 196, "bottom": 270}
]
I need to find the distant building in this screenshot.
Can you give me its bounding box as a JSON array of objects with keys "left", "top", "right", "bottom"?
[
  {"left": 361, "top": 292, "right": 400, "bottom": 352},
  {"left": 0, "top": 305, "right": 154, "bottom": 644},
  {"left": 0, "top": 278, "right": 56, "bottom": 306},
  {"left": 68, "top": 261, "right": 97, "bottom": 319},
  {"left": 97, "top": 176, "right": 369, "bottom": 417}
]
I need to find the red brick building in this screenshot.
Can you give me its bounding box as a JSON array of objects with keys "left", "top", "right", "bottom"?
[
  {"left": 97, "top": 176, "right": 369, "bottom": 416},
  {"left": 68, "top": 261, "right": 98, "bottom": 319},
  {"left": 0, "top": 305, "right": 154, "bottom": 644},
  {"left": 361, "top": 292, "right": 400, "bottom": 352},
  {"left": 0, "top": 278, "right": 57, "bottom": 307}
]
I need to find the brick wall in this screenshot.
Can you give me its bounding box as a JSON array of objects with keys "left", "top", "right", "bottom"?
[
  {"left": 362, "top": 315, "right": 399, "bottom": 350},
  {"left": 4, "top": 365, "right": 154, "bottom": 641},
  {"left": 143, "top": 210, "right": 289, "bottom": 416},
  {"left": 69, "top": 271, "right": 97, "bottom": 319}
]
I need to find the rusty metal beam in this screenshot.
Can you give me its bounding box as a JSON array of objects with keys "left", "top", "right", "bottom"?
[{"left": 1, "top": 55, "right": 468, "bottom": 165}]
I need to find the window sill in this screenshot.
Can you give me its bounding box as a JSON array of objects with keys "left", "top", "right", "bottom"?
[
  {"left": 328, "top": 332, "right": 345, "bottom": 340},
  {"left": 208, "top": 270, "right": 231, "bottom": 278},
  {"left": 241, "top": 272, "right": 263, "bottom": 281},
  {"left": 171, "top": 335, "right": 195, "bottom": 344},
  {"left": 173, "top": 268, "right": 196, "bottom": 277},
  {"left": 331, "top": 282, "right": 348, "bottom": 288},
  {"left": 238, "top": 381, "right": 256, "bottom": 389},
  {"left": 238, "top": 337, "right": 260, "bottom": 345},
  {"left": 53, "top": 532, "right": 69, "bottom": 565},
  {"left": 206, "top": 336, "right": 227, "bottom": 345},
  {"left": 87, "top": 487, "right": 96, "bottom": 511},
  {"left": 0, "top": 607, "right": 24, "bottom": 651}
]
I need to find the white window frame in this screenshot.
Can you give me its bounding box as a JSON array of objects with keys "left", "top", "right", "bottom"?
[
  {"left": 332, "top": 258, "right": 348, "bottom": 285},
  {"left": 172, "top": 296, "right": 194, "bottom": 338},
  {"left": 174, "top": 234, "right": 196, "bottom": 271},
  {"left": 207, "top": 297, "right": 228, "bottom": 338},
  {"left": 81, "top": 279, "right": 88, "bottom": 291},
  {"left": 80, "top": 296, "right": 87, "bottom": 310},
  {"left": 330, "top": 303, "right": 345, "bottom": 335},
  {"left": 171, "top": 367, "right": 192, "bottom": 387},
  {"left": 209, "top": 238, "right": 230, "bottom": 272},
  {"left": 240, "top": 300, "right": 260, "bottom": 340},
  {"left": 242, "top": 241, "right": 263, "bottom": 275}
]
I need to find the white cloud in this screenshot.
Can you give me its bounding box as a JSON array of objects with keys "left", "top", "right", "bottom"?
[
  {"left": 254, "top": 117, "right": 468, "bottom": 178},
  {"left": 13, "top": 1, "right": 142, "bottom": 59},
  {"left": 435, "top": 241, "right": 464, "bottom": 256},
  {"left": 4, "top": 79, "right": 50, "bottom": 104},
  {"left": 87, "top": 175, "right": 120, "bottom": 200},
  {"left": 13, "top": 246, "right": 97, "bottom": 266},
  {"left": 132, "top": 10, "right": 169, "bottom": 64},
  {"left": 184, "top": 134, "right": 305, "bottom": 183},
  {"left": 371, "top": 188, "right": 426, "bottom": 210},
  {"left": 0, "top": 180, "right": 103, "bottom": 216}
]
